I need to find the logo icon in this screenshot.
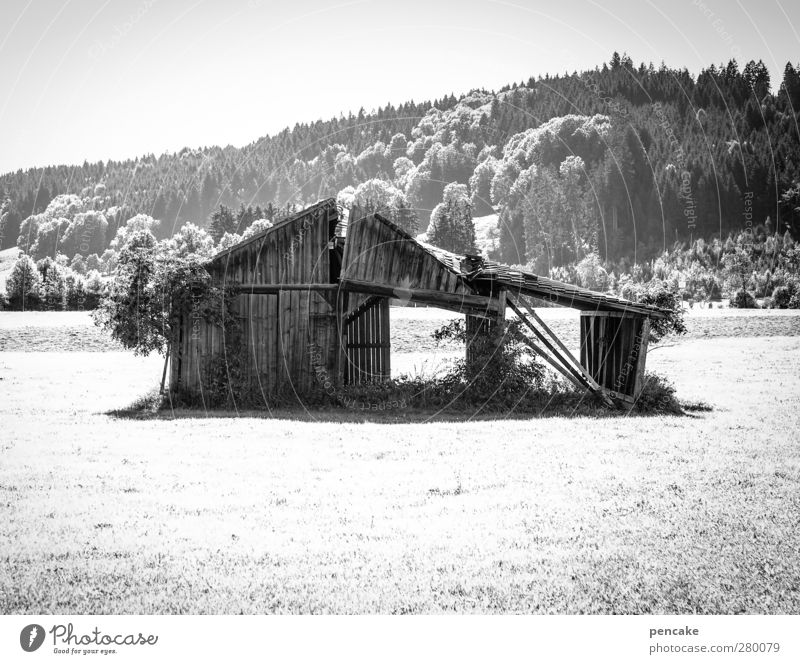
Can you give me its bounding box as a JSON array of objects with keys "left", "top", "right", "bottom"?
[{"left": 20, "top": 624, "right": 45, "bottom": 652}]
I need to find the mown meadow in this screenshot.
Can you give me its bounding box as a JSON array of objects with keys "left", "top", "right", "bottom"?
[{"left": 1, "top": 308, "right": 798, "bottom": 613}]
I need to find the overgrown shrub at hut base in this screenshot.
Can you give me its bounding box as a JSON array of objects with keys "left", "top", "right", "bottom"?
[
  {"left": 326, "top": 369, "right": 683, "bottom": 417},
  {"left": 432, "top": 318, "right": 547, "bottom": 408},
  {"left": 327, "top": 323, "right": 685, "bottom": 417},
  {"left": 628, "top": 373, "right": 682, "bottom": 415},
  {"left": 164, "top": 314, "right": 686, "bottom": 416}
]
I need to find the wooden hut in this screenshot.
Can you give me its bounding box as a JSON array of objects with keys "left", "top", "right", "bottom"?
[{"left": 170, "top": 198, "right": 666, "bottom": 405}]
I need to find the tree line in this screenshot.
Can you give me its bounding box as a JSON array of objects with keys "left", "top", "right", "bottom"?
[{"left": 2, "top": 53, "right": 800, "bottom": 272}]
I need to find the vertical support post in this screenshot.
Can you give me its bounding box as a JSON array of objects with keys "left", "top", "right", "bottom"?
[
  {"left": 465, "top": 289, "right": 506, "bottom": 371},
  {"left": 631, "top": 317, "right": 651, "bottom": 399}
]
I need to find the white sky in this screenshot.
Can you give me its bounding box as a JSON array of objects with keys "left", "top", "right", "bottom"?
[{"left": 0, "top": 0, "right": 798, "bottom": 173}]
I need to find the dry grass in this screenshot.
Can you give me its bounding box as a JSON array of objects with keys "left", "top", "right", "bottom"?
[{"left": 0, "top": 323, "right": 799, "bottom": 613}]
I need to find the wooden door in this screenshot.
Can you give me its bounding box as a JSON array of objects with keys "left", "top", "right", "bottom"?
[{"left": 342, "top": 296, "right": 391, "bottom": 384}]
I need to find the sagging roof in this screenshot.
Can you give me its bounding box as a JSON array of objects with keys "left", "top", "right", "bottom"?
[
  {"left": 369, "top": 212, "right": 666, "bottom": 318},
  {"left": 208, "top": 200, "right": 666, "bottom": 318},
  {"left": 458, "top": 256, "right": 666, "bottom": 317}
]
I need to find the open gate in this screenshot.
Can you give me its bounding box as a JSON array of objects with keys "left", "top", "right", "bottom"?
[{"left": 342, "top": 296, "right": 391, "bottom": 384}]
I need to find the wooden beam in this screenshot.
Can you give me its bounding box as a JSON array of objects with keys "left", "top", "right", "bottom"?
[
  {"left": 632, "top": 318, "right": 651, "bottom": 399},
  {"left": 508, "top": 297, "right": 617, "bottom": 407},
  {"left": 507, "top": 298, "right": 593, "bottom": 391},
  {"left": 578, "top": 310, "right": 646, "bottom": 318},
  {"left": 339, "top": 278, "right": 501, "bottom": 316},
  {"left": 237, "top": 283, "right": 339, "bottom": 293},
  {"left": 343, "top": 295, "right": 382, "bottom": 325},
  {"left": 501, "top": 285, "right": 667, "bottom": 319},
  {"left": 514, "top": 333, "right": 589, "bottom": 392},
  {"left": 514, "top": 294, "right": 603, "bottom": 392}
]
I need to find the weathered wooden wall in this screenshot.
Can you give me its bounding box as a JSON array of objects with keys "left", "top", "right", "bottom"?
[
  {"left": 579, "top": 311, "right": 650, "bottom": 400},
  {"left": 210, "top": 200, "right": 339, "bottom": 285},
  {"left": 341, "top": 213, "right": 473, "bottom": 297},
  {"left": 170, "top": 201, "right": 341, "bottom": 399},
  {"left": 171, "top": 309, "right": 224, "bottom": 398}
]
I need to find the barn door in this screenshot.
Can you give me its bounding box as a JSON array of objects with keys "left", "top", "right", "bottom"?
[
  {"left": 236, "top": 293, "right": 280, "bottom": 394},
  {"left": 343, "top": 296, "right": 390, "bottom": 384}
]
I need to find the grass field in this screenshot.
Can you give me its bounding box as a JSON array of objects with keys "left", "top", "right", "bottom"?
[{"left": 0, "top": 309, "right": 799, "bottom": 613}]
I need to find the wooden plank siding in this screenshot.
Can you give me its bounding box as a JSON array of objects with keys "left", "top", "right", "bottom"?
[
  {"left": 579, "top": 311, "right": 650, "bottom": 400},
  {"left": 170, "top": 200, "right": 341, "bottom": 398},
  {"left": 341, "top": 213, "right": 474, "bottom": 298},
  {"left": 209, "top": 200, "right": 338, "bottom": 286}
]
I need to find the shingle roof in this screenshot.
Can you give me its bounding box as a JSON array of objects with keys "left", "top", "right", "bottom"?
[{"left": 417, "top": 233, "right": 667, "bottom": 318}]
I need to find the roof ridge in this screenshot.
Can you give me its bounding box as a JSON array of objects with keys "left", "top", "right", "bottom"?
[{"left": 210, "top": 197, "right": 337, "bottom": 262}]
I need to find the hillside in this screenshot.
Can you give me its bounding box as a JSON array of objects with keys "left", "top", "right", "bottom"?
[{"left": 2, "top": 53, "right": 800, "bottom": 269}]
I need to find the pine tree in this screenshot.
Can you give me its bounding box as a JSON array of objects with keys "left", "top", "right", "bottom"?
[
  {"left": 429, "top": 199, "right": 475, "bottom": 254},
  {"left": 208, "top": 205, "right": 236, "bottom": 242}
]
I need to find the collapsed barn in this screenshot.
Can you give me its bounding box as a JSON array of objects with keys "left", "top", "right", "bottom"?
[{"left": 170, "top": 198, "right": 666, "bottom": 405}]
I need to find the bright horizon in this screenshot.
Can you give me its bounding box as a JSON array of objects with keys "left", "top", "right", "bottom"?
[{"left": 0, "top": 0, "right": 798, "bottom": 175}]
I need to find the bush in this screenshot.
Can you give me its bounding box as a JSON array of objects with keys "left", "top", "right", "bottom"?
[
  {"left": 617, "top": 273, "right": 638, "bottom": 301},
  {"left": 772, "top": 279, "right": 800, "bottom": 309},
  {"left": 701, "top": 273, "right": 722, "bottom": 300},
  {"left": 83, "top": 271, "right": 105, "bottom": 309},
  {"left": 630, "top": 372, "right": 682, "bottom": 415},
  {"left": 730, "top": 289, "right": 758, "bottom": 309},
  {"left": 95, "top": 228, "right": 237, "bottom": 403},
  {"left": 85, "top": 253, "right": 102, "bottom": 272},
  {"left": 432, "top": 318, "right": 546, "bottom": 411},
  {"left": 750, "top": 270, "right": 773, "bottom": 297},
  {"left": 633, "top": 280, "right": 687, "bottom": 343},
  {"left": 772, "top": 285, "right": 791, "bottom": 308},
  {"left": 70, "top": 254, "right": 87, "bottom": 275},
  {"left": 575, "top": 252, "right": 609, "bottom": 291},
  {"left": 65, "top": 274, "right": 86, "bottom": 310}
]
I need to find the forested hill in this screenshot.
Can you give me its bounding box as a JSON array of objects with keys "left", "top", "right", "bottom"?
[{"left": 2, "top": 52, "right": 800, "bottom": 269}]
